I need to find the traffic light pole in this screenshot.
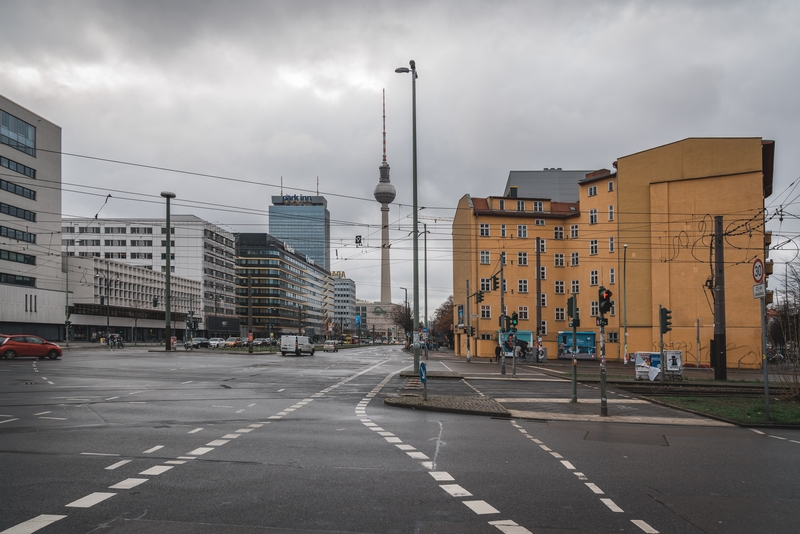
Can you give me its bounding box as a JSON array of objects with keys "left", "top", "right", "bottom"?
[
  {"left": 568, "top": 296, "right": 578, "bottom": 403},
  {"left": 598, "top": 287, "right": 610, "bottom": 417},
  {"left": 465, "top": 280, "right": 471, "bottom": 363},
  {"left": 659, "top": 304, "right": 666, "bottom": 383},
  {"left": 500, "top": 263, "right": 506, "bottom": 375}
]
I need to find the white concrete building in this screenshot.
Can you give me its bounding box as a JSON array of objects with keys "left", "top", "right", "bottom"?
[
  {"left": 332, "top": 272, "right": 356, "bottom": 335},
  {"left": 65, "top": 256, "right": 200, "bottom": 342},
  {"left": 0, "top": 95, "right": 66, "bottom": 339},
  {"left": 61, "top": 215, "right": 237, "bottom": 336}
]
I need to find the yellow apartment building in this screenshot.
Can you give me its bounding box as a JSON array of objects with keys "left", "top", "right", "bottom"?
[{"left": 452, "top": 138, "right": 775, "bottom": 369}]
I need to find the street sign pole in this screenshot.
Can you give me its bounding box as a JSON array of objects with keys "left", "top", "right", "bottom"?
[{"left": 753, "top": 258, "right": 769, "bottom": 422}]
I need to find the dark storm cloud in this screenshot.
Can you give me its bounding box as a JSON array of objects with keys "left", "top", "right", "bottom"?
[{"left": 2, "top": 0, "right": 799, "bottom": 307}]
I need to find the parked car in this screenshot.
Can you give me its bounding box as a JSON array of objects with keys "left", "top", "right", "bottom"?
[
  {"left": 208, "top": 337, "right": 226, "bottom": 348},
  {"left": 323, "top": 340, "right": 338, "bottom": 353},
  {"left": 280, "top": 335, "right": 315, "bottom": 356},
  {"left": 0, "top": 335, "right": 62, "bottom": 360},
  {"left": 184, "top": 337, "right": 209, "bottom": 350},
  {"left": 251, "top": 338, "right": 270, "bottom": 347},
  {"left": 225, "top": 337, "right": 243, "bottom": 348}
]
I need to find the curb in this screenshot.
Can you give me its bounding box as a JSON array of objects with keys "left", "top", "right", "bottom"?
[{"left": 383, "top": 395, "right": 510, "bottom": 417}]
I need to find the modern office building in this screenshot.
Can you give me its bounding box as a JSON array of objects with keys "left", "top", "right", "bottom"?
[
  {"left": 269, "top": 195, "right": 330, "bottom": 271},
  {"left": 0, "top": 95, "right": 65, "bottom": 339},
  {"left": 61, "top": 215, "right": 237, "bottom": 337},
  {"left": 332, "top": 272, "right": 356, "bottom": 335},
  {"left": 453, "top": 138, "right": 774, "bottom": 369},
  {"left": 355, "top": 300, "right": 403, "bottom": 343},
  {"left": 65, "top": 256, "right": 200, "bottom": 342},
  {"left": 236, "top": 233, "right": 332, "bottom": 340}
]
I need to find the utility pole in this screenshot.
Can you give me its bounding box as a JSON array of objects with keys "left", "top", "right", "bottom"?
[
  {"left": 424, "top": 223, "right": 429, "bottom": 360},
  {"left": 536, "top": 237, "right": 542, "bottom": 362},
  {"left": 713, "top": 216, "right": 728, "bottom": 380},
  {"left": 500, "top": 261, "right": 506, "bottom": 375},
  {"left": 248, "top": 275, "right": 253, "bottom": 353},
  {"left": 64, "top": 242, "right": 70, "bottom": 346},
  {"left": 465, "top": 280, "right": 471, "bottom": 362}
]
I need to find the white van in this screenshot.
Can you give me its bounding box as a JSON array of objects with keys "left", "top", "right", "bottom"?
[{"left": 280, "top": 335, "right": 315, "bottom": 356}]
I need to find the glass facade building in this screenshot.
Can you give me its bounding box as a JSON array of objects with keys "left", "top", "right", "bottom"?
[
  {"left": 268, "top": 195, "right": 330, "bottom": 271},
  {"left": 236, "top": 233, "right": 332, "bottom": 340}
]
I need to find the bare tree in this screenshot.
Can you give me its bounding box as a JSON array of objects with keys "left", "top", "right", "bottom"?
[
  {"left": 389, "top": 303, "right": 412, "bottom": 340},
  {"left": 431, "top": 295, "right": 454, "bottom": 343}
]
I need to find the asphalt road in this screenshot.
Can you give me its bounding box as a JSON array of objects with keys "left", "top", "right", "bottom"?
[{"left": 1, "top": 346, "right": 799, "bottom": 534}]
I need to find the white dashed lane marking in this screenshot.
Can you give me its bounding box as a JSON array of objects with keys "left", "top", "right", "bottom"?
[
  {"left": 188, "top": 428, "right": 203, "bottom": 434},
  {"left": 488, "top": 519, "right": 533, "bottom": 534},
  {"left": 429, "top": 471, "right": 455, "bottom": 482},
  {"left": 142, "top": 445, "right": 164, "bottom": 454},
  {"left": 65, "top": 492, "right": 116, "bottom": 508},
  {"left": 0, "top": 514, "right": 66, "bottom": 533},
  {"left": 187, "top": 447, "right": 214, "bottom": 456},
  {"left": 440, "top": 484, "right": 473, "bottom": 497},
  {"left": 105, "top": 460, "right": 132, "bottom": 470},
  {"left": 463, "top": 500, "right": 500, "bottom": 515},
  {"left": 631, "top": 519, "right": 660, "bottom": 533},
  {"left": 139, "top": 465, "right": 173, "bottom": 476},
  {"left": 109, "top": 478, "right": 148, "bottom": 490},
  {"left": 600, "top": 498, "right": 624, "bottom": 513}
]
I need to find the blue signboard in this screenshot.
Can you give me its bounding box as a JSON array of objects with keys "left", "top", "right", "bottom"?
[
  {"left": 557, "top": 331, "right": 597, "bottom": 360},
  {"left": 419, "top": 362, "right": 427, "bottom": 383}
]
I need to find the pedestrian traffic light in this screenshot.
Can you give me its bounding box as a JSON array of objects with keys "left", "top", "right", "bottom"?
[
  {"left": 153, "top": 297, "right": 158, "bottom": 308},
  {"left": 492, "top": 274, "right": 499, "bottom": 291},
  {"left": 567, "top": 296, "right": 575, "bottom": 318},
  {"left": 599, "top": 287, "right": 613, "bottom": 315},
  {"left": 660, "top": 307, "right": 672, "bottom": 334},
  {"left": 476, "top": 291, "right": 484, "bottom": 303}
]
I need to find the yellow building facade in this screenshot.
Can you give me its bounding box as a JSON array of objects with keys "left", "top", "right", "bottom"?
[{"left": 452, "top": 138, "right": 774, "bottom": 369}]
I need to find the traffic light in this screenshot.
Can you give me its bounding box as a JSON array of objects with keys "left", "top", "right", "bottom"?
[
  {"left": 660, "top": 307, "right": 672, "bottom": 334},
  {"left": 470, "top": 326, "right": 476, "bottom": 337},
  {"left": 567, "top": 296, "right": 575, "bottom": 318},
  {"left": 599, "top": 287, "right": 613, "bottom": 315},
  {"left": 193, "top": 319, "right": 199, "bottom": 330},
  {"left": 511, "top": 311, "right": 518, "bottom": 329},
  {"left": 476, "top": 291, "right": 484, "bottom": 303},
  {"left": 153, "top": 297, "right": 158, "bottom": 308},
  {"left": 504, "top": 315, "right": 512, "bottom": 332},
  {"left": 492, "top": 275, "right": 499, "bottom": 291}
]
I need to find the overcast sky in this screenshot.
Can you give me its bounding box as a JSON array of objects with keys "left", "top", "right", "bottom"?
[{"left": 3, "top": 0, "right": 799, "bottom": 313}]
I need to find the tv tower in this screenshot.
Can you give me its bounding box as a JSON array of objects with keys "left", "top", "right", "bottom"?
[{"left": 373, "top": 89, "right": 396, "bottom": 304}]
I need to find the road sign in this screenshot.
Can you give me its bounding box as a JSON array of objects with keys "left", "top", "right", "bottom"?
[
  {"left": 596, "top": 318, "right": 608, "bottom": 327},
  {"left": 753, "top": 283, "right": 766, "bottom": 299},
  {"left": 419, "top": 362, "right": 427, "bottom": 384},
  {"left": 753, "top": 258, "right": 764, "bottom": 284}
]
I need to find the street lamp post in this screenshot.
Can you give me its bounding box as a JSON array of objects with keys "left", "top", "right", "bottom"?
[
  {"left": 623, "top": 244, "right": 628, "bottom": 364},
  {"left": 161, "top": 191, "right": 176, "bottom": 352},
  {"left": 395, "top": 60, "right": 421, "bottom": 373},
  {"left": 400, "top": 286, "right": 409, "bottom": 345}
]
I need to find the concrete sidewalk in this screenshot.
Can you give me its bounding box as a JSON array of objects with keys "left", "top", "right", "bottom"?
[{"left": 385, "top": 349, "right": 737, "bottom": 426}]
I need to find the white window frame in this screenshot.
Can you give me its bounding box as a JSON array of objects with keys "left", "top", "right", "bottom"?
[
  {"left": 608, "top": 180, "right": 614, "bottom": 192},
  {"left": 591, "top": 301, "right": 599, "bottom": 316},
  {"left": 570, "top": 224, "right": 579, "bottom": 239},
  {"left": 571, "top": 252, "right": 579, "bottom": 266},
  {"left": 554, "top": 253, "right": 564, "bottom": 267},
  {"left": 480, "top": 250, "right": 490, "bottom": 264},
  {"left": 517, "top": 200, "right": 525, "bottom": 211},
  {"left": 519, "top": 306, "right": 529, "bottom": 320},
  {"left": 589, "top": 209, "right": 598, "bottom": 225},
  {"left": 481, "top": 305, "right": 491, "bottom": 319},
  {"left": 554, "top": 280, "right": 565, "bottom": 294},
  {"left": 588, "top": 185, "right": 597, "bottom": 197},
  {"left": 555, "top": 307, "right": 565, "bottom": 321},
  {"left": 554, "top": 226, "right": 564, "bottom": 240},
  {"left": 517, "top": 225, "right": 528, "bottom": 238},
  {"left": 500, "top": 224, "right": 507, "bottom": 238},
  {"left": 480, "top": 223, "right": 490, "bottom": 237},
  {"left": 518, "top": 279, "right": 528, "bottom": 293},
  {"left": 518, "top": 252, "right": 528, "bottom": 266},
  {"left": 590, "top": 270, "right": 598, "bottom": 286},
  {"left": 571, "top": 280, "right": 580, "bottom": 294},
  {"left": 533, "top": 201, "right": 543, "bottom": 212},
  {"left": 535, "top": 219, "right": 545, "bottom": 226},
  {"left": 590, "top": 239, "right": 598, "bottom": 256},
  {"left": 609, "top": 268, "right": 616, "bottom": 285},
  {"left": 608, "top": 205, "right": 614, "bottom": 221},
  {"left": 480, "top": 278, "right": 491, "bottom": 291}
]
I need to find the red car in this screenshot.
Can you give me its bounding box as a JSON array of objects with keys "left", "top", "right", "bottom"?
[{"left": 0, "top": 335, "right": 62, "bottom": 360}]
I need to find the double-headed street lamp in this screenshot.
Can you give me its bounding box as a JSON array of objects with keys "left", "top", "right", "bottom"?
[
  {"left": 395, "top": 59, "right": 421, "bottom": 373},
  {"left": 161, "top": 191, "right": 176, "bottom": 352}
]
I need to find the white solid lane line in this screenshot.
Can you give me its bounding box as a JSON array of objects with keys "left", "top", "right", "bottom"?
[
  {"left": 0, "top": 418, "right": 20, "bottom": 424},
  {"left": 109, "top": 478, "right": 148, "bottom": 489},
  {"left": 105, "top": 460, "right": 132, "bottom": 470},
  {"left": 0, "top": 514, "right": 67, "bottom": 534},
  {"left": 631, "top": 519, "right": 660, "bottom": 533},
  {"left": 463, "top": 500, "right": 500, "bottom": 515},
  {"left": 142, "top": 445, "right": 164, "bottom": 454},
  {"left": 600, "top": 498, "right": 624, "bottom": 513},
  {"left": 65, "top": 492, "right": 116, "bottom": 508}
]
